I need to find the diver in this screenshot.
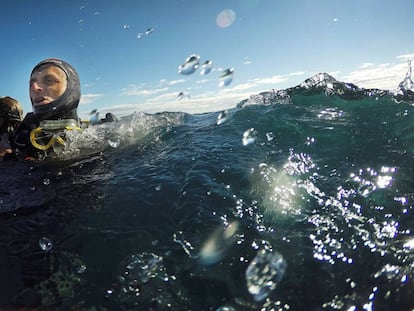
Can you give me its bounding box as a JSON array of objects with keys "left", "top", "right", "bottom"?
[
  {"left": 100, "top": 112, "right": 119, "bottom": 123},
  {"left": 10, "top": 58, "right": 81, "bottom": 159},
  {"left": 88, "top": 109, "right": 119, "bottom": 125},
  {"left": 0, "top": 96, "right": 23, "bottom": 159}
]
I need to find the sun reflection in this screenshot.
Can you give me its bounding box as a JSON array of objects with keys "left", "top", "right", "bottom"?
[
  {"left": 350, "top": 166, "right": 397, "bottom": 197},
  {"left": 403, "top": 238, "right": 414, "bottom": 249}
]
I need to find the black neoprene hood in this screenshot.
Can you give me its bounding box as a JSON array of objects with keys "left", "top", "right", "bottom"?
[{"left": 31, "top": 59, "right": 80, "bottom": 120}]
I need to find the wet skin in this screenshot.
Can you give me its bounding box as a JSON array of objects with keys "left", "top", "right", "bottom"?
[{"left": 30, "top": 65, "right": 68, "bottom": 107}]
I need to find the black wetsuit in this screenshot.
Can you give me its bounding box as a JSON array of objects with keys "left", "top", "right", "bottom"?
[
  {"left": 10, "top": 113, "right": 40, "bottom": 158},
  {"left": 11, "top": 110, "right": 79, "bottom": 159}
]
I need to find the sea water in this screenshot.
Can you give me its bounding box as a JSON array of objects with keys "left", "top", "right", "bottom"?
[{"left": 0, "top": 70, "right": 413, "bottom": 310}]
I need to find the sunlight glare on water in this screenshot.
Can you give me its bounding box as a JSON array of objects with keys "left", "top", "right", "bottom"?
[{"left": 251, "top": 152, "right": 318, "bottom": 220}]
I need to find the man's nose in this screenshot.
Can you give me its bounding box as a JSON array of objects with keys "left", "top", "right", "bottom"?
[{"left": 31, "top": 81, "right": 43, "bottom": 91}]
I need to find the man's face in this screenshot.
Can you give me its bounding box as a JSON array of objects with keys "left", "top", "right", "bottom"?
[{"left": 30, "top": 64, "right": 68, "bottom": 107}]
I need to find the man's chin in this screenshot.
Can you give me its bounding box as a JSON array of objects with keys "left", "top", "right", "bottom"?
[{"left": 33, "top": 101, "right": 51, "bottom": 107}]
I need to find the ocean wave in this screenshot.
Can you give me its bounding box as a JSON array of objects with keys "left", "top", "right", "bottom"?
[{"left": 1, "top": 68, "right": 414, "bottom": 309}]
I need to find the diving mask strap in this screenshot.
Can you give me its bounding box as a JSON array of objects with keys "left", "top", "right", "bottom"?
[{"left": 29, "top": 119, "right": 81, "bottom": 151}]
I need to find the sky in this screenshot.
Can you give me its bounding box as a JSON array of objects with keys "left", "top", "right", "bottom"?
[{"left": 1, "top": 0, "right": 414, "bottom": 118}]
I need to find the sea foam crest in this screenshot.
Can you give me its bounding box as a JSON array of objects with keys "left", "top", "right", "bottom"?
[
  {"left": 299, "top": 72, "right": 337, "bottom": 89},
  {"left": 238, "top": 72, "right": 392, "bottom": 109}
]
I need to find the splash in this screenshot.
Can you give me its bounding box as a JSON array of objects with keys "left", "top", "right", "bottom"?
[{"left": 398, "top": 60, "right": 414, "bottom": 93}]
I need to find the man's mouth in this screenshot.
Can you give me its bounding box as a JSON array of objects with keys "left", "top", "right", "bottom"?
[{"left": 33, "top": 97, "right": 50, "bottom": 105}]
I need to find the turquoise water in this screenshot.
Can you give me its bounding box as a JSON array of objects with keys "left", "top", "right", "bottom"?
[{"left": 0, "top": 73, "right": 414, "bottom": 310}]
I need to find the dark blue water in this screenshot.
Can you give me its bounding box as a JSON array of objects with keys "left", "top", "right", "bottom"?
[{"left": 1, "top": 73, "right": 414, "bottom": 310}]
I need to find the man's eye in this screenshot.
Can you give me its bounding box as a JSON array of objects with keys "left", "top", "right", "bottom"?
[{"left": 45, "top": 77, "right": 55, "bottom": 84}]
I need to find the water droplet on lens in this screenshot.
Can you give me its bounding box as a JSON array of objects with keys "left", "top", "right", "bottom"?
[
  {"left": 200, "top": 60, "right": 213, "bottom": 75},
  {"left": 217, "top": 110, "right": 227, "bottom": 125},
  {"left": 77, "top": 264, "right": 87, "bottom": 274},
  {"left": 108, "top": 138, "right": 121, "bottom": 148},
  {"left": 88, "top": 109, "right": 100, "bottom": 124},
  {"left": 178, "top": 54, "right": 200, "bottom": 75},
  {"left": 216, "top": 9, "right": 236, "bottom": 28},
  {"left": 246, "top": 249, "right": 287, "bottom": 301},
  {"left": 266, "top": 132, "right": 274, "bottom": 141},
  {"left": 199, "top": 221, "right": 239, "bottom": 265},
  {"left": 177, "top": 91, "right": 190, "bottom": 101},
  {"left": 219, "top": 68, "right": 234, "bottom": 87},
  {"left": 105, "top": 289, "right": 113, "bottom": 298},
  {"left": 39, "top": 237, "right": 53, "bottom": 251},
  {"left": 242, "top": 128, "right": 257, "bottom": 146}
]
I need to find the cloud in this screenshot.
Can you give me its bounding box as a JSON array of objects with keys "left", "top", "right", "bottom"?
[
  {"left": 80, "top": 93, "right": 103, "bottom": 105},
  {"left": 84, "top": 54, "right": 412, "bottom": 118},
  {"left": 341, "top": 61, "right": 408, "bottom": 90},
  {"left": 121, "top": 85, "right": 169, "bottom": 96},
  {"left": 397, "top": 53, "right": 414, "bottom": 61},
  {"left": 167, "top": 79, "right": 186, "bottom": 86},
  {"left": 255, "top": 75, "right": 289, "bottom": 85},
  {"left": 359, "top": 63, "right": 374, "bottom": 69},
  {"left": 289, "top": 71, "right": 306, "bottom": 76},
  {"left": 86, "top": 71, "right": 307, "bottom": 117}
]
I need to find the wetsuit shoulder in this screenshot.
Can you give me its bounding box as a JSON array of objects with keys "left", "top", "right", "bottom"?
[{"left": 10, "top": 113, "right": 40, "bottom": 157}]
